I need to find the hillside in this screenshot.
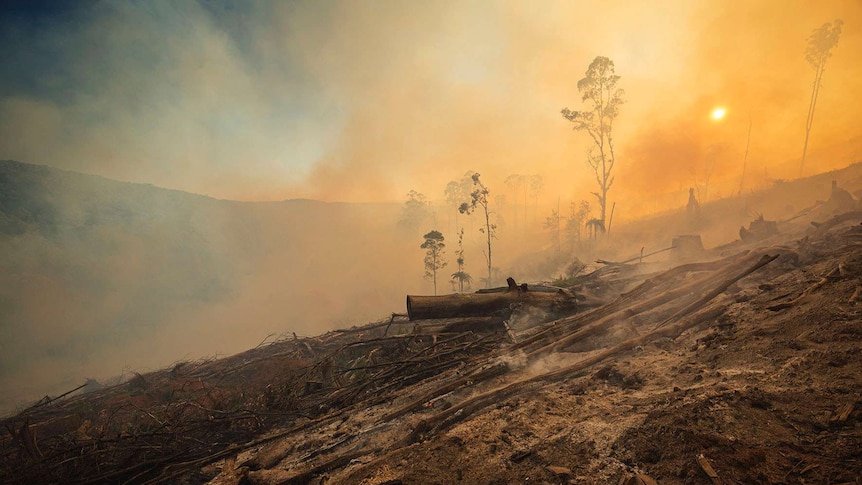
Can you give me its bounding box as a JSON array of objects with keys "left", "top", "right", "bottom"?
[
  {"left": 1, "top": 163, "right": 861, "bottom": 484},
  {"left": 0, "top": 160, "right": 410, "bottom": 415}
]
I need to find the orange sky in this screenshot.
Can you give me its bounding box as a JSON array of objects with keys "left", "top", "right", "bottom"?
[{"left": 1, "top": 1, "right": 860, "bottom": 218}]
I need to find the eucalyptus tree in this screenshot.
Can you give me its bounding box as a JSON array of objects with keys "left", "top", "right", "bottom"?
[{"left": 562, "top": 56, "right": 624, "bottom": 228}]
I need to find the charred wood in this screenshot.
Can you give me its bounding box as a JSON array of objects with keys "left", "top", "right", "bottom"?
[{"left": 406, "top": 291, "right": 577, "bottom": 321}]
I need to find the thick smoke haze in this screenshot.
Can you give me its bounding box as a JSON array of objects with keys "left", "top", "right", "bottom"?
[
  {"left": 1, "top": 1, "right": 860, "bottom": 206},
  {"left": 1, "top": 1, "right": 861, "bottom": 412}
]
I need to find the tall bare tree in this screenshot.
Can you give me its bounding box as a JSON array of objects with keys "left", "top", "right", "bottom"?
[
  {"left": 459, "top": 173, "right": 496, "bottom": 288},
  {"left": 800, "top": 19, "right": 843, "bottom": 176},
  {"left": 561, "top": 56, "right": 624, "bottom": 227},
  {"left": 450, "top": 228, "right": 472, "bottom": 292}
]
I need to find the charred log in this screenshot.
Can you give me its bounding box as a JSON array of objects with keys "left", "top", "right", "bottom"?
[
  {"left": 406, "top": 291, "right": 577, "bottom": 321},
  {"left": 411, "top": 317, "right": 506, "bottom": 334}
]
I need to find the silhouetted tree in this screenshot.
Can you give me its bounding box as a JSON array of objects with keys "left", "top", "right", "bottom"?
[
  {"left": 445, "top": 172, "right": 474, "bottom": 234},
  {"left": 459, "top": 173, "right": 496, "bottom": 288},
  {"left": 562, "top": 56, "right": 624, "bottom": 228},
  {"left": 528, "top": 174, "right": 544, "bottom": 226},
  {"left": 398, "top": 190, "right": 431, "bottom": 233},
  {"left": 493, "top": 194, "right": 508, "bottom": 230},
  {"left": 504, "top": 173, "right": 525, "bottom": 229},
  {"left": 544, "top": 204, "right": 561, "bottom": 254},
  {"left": 450, "top": 228, "right": 472, "bottom": 292},
  {"left": 565, "top": 200, "right": 591, "bottom": 250},
  {"left": 800, "top": 19, "right": 843, "bottom": 176},
  {"left": 586, "top": 218, "right": 605, "bottom": 240},
  {"left": 421, "top": 230, "right": 446, "bottom": 295}
]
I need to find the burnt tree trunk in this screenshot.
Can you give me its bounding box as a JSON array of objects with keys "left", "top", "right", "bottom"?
[
  {"left": 411, "top": 317, "right": 506, "bottom": 334},
  {"left": 406, "top": 291, "right": 576, "bottom": 321}
]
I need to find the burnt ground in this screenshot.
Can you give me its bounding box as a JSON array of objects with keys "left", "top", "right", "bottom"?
[{"left": 2, "top": 208, "right": 862, "bottom": 483}]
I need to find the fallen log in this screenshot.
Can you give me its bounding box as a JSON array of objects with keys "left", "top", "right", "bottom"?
[
  {"left": 811, "top": 211, "right": 862, "bottom": 237},
  {"left": 411, "top": 316, "right": 505, "bottom": 334},
  {"left": 510, "top": 251, "right": 752, "bottom": 355},
  {"left": 525, "top": 254, "right": 778, "bottom": 356},
  {"left": 406, "top": 291, "right": 576, "bottom": 321}
]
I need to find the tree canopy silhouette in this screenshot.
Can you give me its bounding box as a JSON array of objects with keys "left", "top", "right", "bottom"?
[{"left": 561, "top": 56, "right": 624, "bottom": 229}]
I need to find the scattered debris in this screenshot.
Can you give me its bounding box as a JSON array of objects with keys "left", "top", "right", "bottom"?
[
  {"left": 626, "top": 473, "right": 659, "bottom": 485},
  {"left": 830, "top": 401, "right": 856, "bottom": 424},
  {"left": 545, "top": 465, "right": 573, "bottom": 476},
  {"left": 4, "top": 209, "right": 862, "bottom": 484},
  {"left": 850, "top": 285, "right": 861, "bottom": 304},
  {"left": 768, "top": 266, "right": 840, "bottom": 311}
]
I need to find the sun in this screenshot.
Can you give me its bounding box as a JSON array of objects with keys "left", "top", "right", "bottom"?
[{"left": 711, "top": 107, "right": 727, "bottom": 120}]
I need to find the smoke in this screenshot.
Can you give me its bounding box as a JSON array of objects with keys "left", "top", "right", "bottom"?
[
  {"left": 2, "top": 1, "right": 860, "bottom": 206},
  {"left": 616, "top": 1, "right": 862, "bottom": 219}
]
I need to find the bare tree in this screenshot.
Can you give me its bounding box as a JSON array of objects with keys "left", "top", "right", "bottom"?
[
  {"left": 421, "top": 230, "right": 446, "bottom": 295},
  {"left": 450, "top": 228, "right": 472, "bottom": 292},
  {"left": 459, "top": 173, "right": 496, "bottom": 288},
  {"left": 561, "top": 56, "right": 624, "bottom": 227},
  {"left": 800, "top": 19, "right": 843, "bottom": 176}
]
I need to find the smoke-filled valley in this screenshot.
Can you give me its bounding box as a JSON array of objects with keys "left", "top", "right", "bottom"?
[{"left": 0, "top": 160, "right": 423, "bottom": 413}]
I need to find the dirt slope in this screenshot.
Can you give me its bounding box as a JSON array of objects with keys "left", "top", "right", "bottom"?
[
  {"left": 2, "top": 201, "right": 862, "bottom": 484},
  {"left": 245, "top": 217, "right": 862, "bottom": 485}
]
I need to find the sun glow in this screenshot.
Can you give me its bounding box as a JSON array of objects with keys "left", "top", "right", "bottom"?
[{"left": 711, "top": 107, "right": 727, "bottom": 120}]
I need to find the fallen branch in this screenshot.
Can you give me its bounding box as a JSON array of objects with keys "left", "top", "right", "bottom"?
[
  {"left": 382, "top": 363, "right": 509, "bottom": 422},
  {"left": 656, "top": 254, "right": 780, "bottom": 328},
  {"left": 697, "top": 453, "right": 723, "bottom": 485},
  {"left": 517, "top": 250, "right": 752, "bottom": 353},
  {"left": 768, "top": 267, "right": 839, "bottom": 311},
  {"left": 282, "top": 447, "right": 381, "bottom": 485},
  {"left": 596, "top": 245, "right": 675, "bottom": 266},
  {"left": 811, "top": 211, "right": 862, "bottom": 237}
]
